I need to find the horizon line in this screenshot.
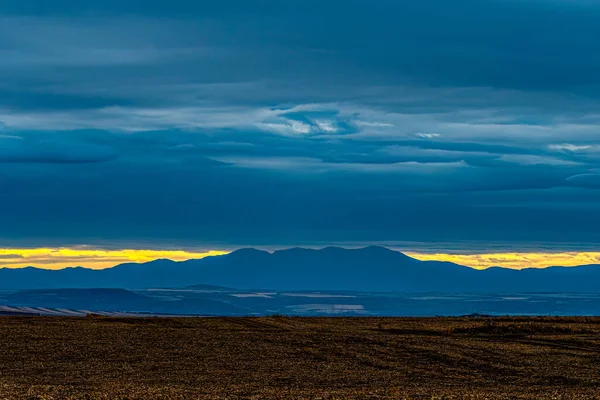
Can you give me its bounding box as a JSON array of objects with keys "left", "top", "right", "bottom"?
[{"left": 1, "top": 245, "right": 599, "bottom": 271}]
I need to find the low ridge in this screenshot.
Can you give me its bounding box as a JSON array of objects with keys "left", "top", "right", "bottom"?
[{"left": 0, "top": 246, "right": 599, "bottom": 292}]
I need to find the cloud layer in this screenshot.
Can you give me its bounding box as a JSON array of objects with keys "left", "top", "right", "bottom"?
[{"left": 2, "top": 0, "right": 600, "bottom": 250}]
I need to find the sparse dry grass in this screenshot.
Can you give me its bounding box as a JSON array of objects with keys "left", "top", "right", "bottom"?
[{"left": 1, "top": 316, "right": 600, "bottom": 399}]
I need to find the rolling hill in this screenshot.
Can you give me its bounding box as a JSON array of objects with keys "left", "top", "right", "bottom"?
[{"left": 0, "top": 246, "right": 599, "bottom": 292}]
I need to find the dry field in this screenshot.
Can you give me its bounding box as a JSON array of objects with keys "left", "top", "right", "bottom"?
[{"left": 0, "top": 316, "right": 600, "bottom": 399}]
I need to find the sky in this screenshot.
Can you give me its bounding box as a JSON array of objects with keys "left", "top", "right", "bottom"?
[{"left": 2, "top": 0, "right": 600, "bottom": 270}]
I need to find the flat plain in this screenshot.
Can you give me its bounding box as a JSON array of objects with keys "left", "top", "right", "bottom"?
[{"left": 0, "top": 316, "right": 599, "bottom": 399}]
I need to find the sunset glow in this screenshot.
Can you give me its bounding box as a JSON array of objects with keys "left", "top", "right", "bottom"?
[
  {"left": 0, "top": 248, "right": 230, "bottom": 270},
  {"left": 405, "top": 252, "right": 600, "bottom": 270},
  {"left": 1, "top": 248, "right": 599, "bottom": 270}
]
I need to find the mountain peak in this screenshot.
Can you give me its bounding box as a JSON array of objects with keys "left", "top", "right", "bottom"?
[
  {"left": 228, "top": 248, "right": 271, "bottom": 258},
  {"left": 273, "top": 247, "right": 317, "bottom": 255},
  {"left": 358, "top": 245, "right": 402, "bottom": 254},
  {"left": 348, "top": 245, "right": 416, "bottom": 261}
]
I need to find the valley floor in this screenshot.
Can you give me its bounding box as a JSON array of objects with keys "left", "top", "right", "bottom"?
[{"left": 0, "top": 316, "right": 599, "bottom": 399}]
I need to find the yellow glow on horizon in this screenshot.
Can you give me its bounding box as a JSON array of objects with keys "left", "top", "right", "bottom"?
[
  {"left": 405, "top": 252, "right": 600, "bottom": 270},
  {"left": 1, "top": 247, "right": 599, "bottom": 271},
  {"left": 0, "top": 248, "right": 230, "bottom": 270}
]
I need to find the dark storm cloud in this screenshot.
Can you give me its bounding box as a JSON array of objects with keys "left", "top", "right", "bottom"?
[{"left": 2, "top": 0, "right": 600, "bottom": 250}]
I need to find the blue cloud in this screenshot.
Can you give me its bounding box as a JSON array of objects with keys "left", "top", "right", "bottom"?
[
  {"left": 0, "top": 135, "right": 117, "bottom": 164},
  {"left": 1, "top": 0, "right": 600, "bottom": 250}
]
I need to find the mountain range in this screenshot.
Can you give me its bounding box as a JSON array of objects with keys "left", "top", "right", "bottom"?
[{"left": 1, "top": 246, "right": 599, "bottom": 292}]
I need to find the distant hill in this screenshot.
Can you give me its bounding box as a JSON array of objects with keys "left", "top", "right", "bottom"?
[{"left": 0, "top": 246, "right": 599, "bottom": 292}]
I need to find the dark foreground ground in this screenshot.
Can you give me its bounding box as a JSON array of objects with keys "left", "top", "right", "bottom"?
[{"left": 1, "top": 317, "right": 600, "bottom": 399}]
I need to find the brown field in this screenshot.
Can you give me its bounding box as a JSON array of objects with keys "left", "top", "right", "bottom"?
[{"left": 1, "top": 316, "right": 600, "bottom": 399}]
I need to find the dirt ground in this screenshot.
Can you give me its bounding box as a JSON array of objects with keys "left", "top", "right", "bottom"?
[{"left": 0, "top": 316, "right": 599, "bottom": 399}]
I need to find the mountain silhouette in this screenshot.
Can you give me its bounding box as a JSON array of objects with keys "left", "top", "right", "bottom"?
[{"left": 0, "top": 246, "right": 599, "bottom": 292}]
